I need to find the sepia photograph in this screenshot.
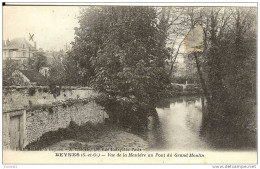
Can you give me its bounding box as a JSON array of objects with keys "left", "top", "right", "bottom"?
[{"left": 2, "top": 2, "right": 257, "bottom": 165}]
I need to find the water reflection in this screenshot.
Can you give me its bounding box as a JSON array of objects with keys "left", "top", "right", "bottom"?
[{"left": 145, "top": 96, "right": 256, "bottom": 151}]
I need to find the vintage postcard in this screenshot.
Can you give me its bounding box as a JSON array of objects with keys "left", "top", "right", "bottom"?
[{"left": 2, "top": 2, "right": 257, "bottom": 166}]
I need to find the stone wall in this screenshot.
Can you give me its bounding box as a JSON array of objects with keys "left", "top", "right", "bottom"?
[
  {"left": 25, "top": 100, "right": 107, "bottom": 146},
  {"left": 3, "top": 87, "right": 108, "bottom": 150},
  {"left": 3, "top": 86, "right": 99, "bottom": 112}
]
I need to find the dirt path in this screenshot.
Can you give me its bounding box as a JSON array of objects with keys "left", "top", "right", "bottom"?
[{"left": 45, "top": 129, "right": 149, "bottom": 151}]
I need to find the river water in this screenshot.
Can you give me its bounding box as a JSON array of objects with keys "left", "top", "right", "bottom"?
[{"left": 144, "top": 96, "right": 256, "bottom": 151}]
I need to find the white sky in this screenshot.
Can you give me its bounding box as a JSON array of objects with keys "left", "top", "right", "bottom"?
[{"left": 3, "top": 6, "right": 81, "bottom": 51}]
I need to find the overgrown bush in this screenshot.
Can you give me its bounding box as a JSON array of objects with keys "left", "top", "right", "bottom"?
[
  {"left": 43, "top": 87, "right": 48, "bottom": 93},
  {"left": 48, "top": 83, "right": 61, "bottom": 98},
  {"left": 95, "top": 94, "right": 149, "bottom": 132},
  {"left": 38, "top": 88, "right": 43, "bottom": 93},
  {"left": 28, "top": 87, "right": 36, "bottom": 96}
]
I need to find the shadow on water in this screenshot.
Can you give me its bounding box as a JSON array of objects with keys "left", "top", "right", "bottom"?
[
  {"left": 200, "top": 109, "right": 257, "bottom": 151},
  {"left": 141, "top": 96, "right": 257, "bottom": 151}
]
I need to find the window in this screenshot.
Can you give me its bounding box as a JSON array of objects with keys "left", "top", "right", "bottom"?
[{"left": 23, "top": 52, "right": 26, "bottom": 57}]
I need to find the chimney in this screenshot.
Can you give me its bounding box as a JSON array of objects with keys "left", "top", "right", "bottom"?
[{"left": 34, "top": 41, "right": 37, "bottom": 50}]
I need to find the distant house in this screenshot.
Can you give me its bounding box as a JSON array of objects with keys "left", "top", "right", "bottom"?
[
  {"left": 3, "top": 38, "right": 37, "bottom": 69},
  {"left": 12, "top": 69, "right": 47, "bottom": 86}
]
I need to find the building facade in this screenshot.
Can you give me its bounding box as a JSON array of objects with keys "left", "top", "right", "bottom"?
[{"left": 3, "top": 38, "right": 37, "bottom": 69}]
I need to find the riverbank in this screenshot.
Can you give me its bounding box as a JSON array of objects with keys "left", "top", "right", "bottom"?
[
  {"left": 45, "top": 129, "right": 149, "bottom": 151},
  {"left": 24, "top": 121, "right": 149, "bottom": 151}
]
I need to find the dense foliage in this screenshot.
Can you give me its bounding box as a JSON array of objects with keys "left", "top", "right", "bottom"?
[
  {"left": 202, "top": 8, "right": 256, "bottom": 118},
  {"left": 46, "top": 51, "right": 79, "bottom": 86},
  {"left": 3, "top": 59, "right": 19, "bottom": 86},
  {"left": 28, "top": 52, "right": 48, "bottom": 71},
  {"left": 69, "top": 7, "right": 170, "bottom": 128}
]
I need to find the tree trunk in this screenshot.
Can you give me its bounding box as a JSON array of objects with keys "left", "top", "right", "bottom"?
[{"left": 194, "top": 52, "right": 212, "bottom": 106}]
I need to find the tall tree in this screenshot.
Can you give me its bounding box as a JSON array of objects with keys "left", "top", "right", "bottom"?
[{"left": 70, "top": 6, "right": 170, "bottom": 126}]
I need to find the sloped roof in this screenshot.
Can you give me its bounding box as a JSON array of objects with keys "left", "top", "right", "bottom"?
[
  {"left": 19, "top": 69, "right": 48, "bottom": 85},
  {"left": 3, "top": 38, "right": 36, "bottom": 50}
]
